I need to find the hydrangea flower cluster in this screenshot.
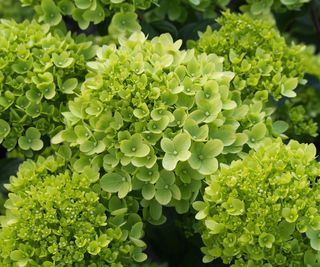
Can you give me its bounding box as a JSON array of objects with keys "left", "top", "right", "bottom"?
[
  {"left": 52, "top": 32, "right": 280, "bottom": 223},
  {"left": 190, "top": 11, "right": 309, "bottom": 101},
  {"left": 20, "top": 0, "right": 155, "bottom": 29},
  {"left": 194, "top": 138, "right": 320, "bottom": 266},
  {"left": 0, "top": 19, "right": 95, "bottom": 157},
  {"left": 0, "top": 155, "right": 146, "bottom": 266}
]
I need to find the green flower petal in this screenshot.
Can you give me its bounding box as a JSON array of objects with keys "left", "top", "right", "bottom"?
[
  {"left": 162, "top": 153, "right": 178, "bottom": 171},
  {"left": 100, "top": 172, "right": 128, "bottom": 193},
  {"left": 31, "top": 139, "right": 44, "bottom": 151},
  {"left": 198, "top": 158, "right": 218, "bottom": 175},
  {"left": 155, "top": 188, "right": 172, "bottom": 205},
  {"left": 61, "top": 78, "right": 78, "bottom": 94},
  {"left": 0, "top": 119, "right": 10, "bottom": 140},
  {"left": 74, "top": 0, "right": 93, "bottom": 9},
  {"left": 142, "top": 183, "right": 155, "bottom": 200},
  {"left": 41, "top": 0, "right": 62, "bottom": 25},
  {"left": 52, "top": 52, "right": 74, "bottom": 68},
  {"left": 173, "top": 132, "right": 191, "bottom": 152}
]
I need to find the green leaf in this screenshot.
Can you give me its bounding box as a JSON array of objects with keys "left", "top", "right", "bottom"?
[
  {"left": 281, "top": 77, "right": 298, "bottom": 98},
  {"left": 61, "top": 78, "right": 78, "bottom": 94}
]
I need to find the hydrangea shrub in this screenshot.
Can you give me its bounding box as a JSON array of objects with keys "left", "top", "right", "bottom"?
[
  {"left": 0, "top": 154, "right": 147, "bottom": 266},
  {"left": 194, "top": 138, "right": 320, "bottom": 266},
  {"left": 0, "top": 19, "right": 95, "bottom": 157},
  {"left": 190, "top": 11, "right": 309, "bottom": 101}
]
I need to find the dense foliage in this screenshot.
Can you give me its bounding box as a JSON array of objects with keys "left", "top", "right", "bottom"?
[{"left": 0, "top": 0, "right": 320, "bottom": 266}]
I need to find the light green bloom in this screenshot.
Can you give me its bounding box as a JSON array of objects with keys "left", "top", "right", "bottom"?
[
  {"left": 0, "top": 155, "right": 146, "bottom": 266},
  {"left": 191, "top": 11, "right": 310, "bottom": 101},
  {"left": 0, "top": 19, "right": 95, "bottom": 157},
  {"left": 194, "top": 138, "right": 320, "bottom": 265},
  {"left": 52, "top": 31, "right": 277, "bottom": 224}
]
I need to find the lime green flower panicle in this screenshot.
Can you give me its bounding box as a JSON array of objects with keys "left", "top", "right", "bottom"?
[
  {"left": 194, "top": 138, "right": 320, "bottom": 266},
  {"left": 0, "top": 19, "right": 95, "bottom": 157},
  {"left": 0, "top": 155, "right": 147, "bottom": 266},
  {"left": 52, "top": 31, "right": 277, "bottom": 224},
  {"left": 191, "top": 11, "right": 309, "bottom": 101}
]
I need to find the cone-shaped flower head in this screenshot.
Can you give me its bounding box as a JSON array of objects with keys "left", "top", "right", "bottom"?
[
  {"left": 194, "top": 138, "right": 320, "bottom": 265},
  {"left": 0, "top": 155, "right": 147, "bottom": 266}
]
